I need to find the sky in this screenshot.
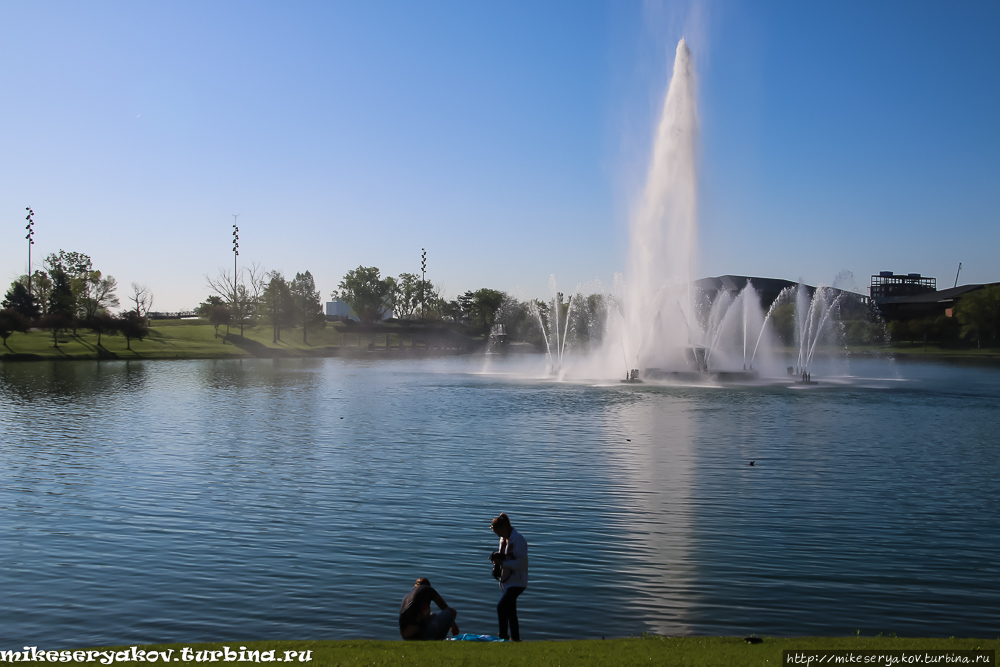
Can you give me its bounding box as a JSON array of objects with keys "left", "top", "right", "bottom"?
[{"left": 1, "top": 0, "right": 998, "bottom": 311}]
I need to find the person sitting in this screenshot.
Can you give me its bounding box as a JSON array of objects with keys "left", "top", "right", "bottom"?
[{"left": 398, "top": 577, "right": 460, "bottom": 641}]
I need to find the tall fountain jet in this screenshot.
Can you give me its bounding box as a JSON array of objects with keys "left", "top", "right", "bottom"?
[
  {"left": 550, "top": 38, "right": 844, "bottom": 383},
  {"left": 621, "top": 38, "right": 699, "bottom": 372}
]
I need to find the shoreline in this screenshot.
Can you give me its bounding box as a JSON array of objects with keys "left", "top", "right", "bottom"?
[{"left": 2, "top": 321, "right": 998, "bottom": 365}]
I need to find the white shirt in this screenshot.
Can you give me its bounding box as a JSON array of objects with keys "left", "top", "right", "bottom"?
[{"left": 498, "top": 527, "right": 528, "bottom": 590}]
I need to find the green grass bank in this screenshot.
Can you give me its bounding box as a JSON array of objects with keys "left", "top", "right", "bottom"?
[
  {"left": 2, "top": 319, "right": 999, "bottom": 364},
  {"left": 0, "top": 319, "right": 475, "bottom": 362},
  {"left": 54, "top": 637, "right": 999, "bottom": 667}
]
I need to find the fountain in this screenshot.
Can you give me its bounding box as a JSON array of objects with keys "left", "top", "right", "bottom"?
[
  {"left": 510, "top": 38, "right": 849, "bottom": 384},
  {"left": 532, "top": 276, "right": 574, "bottom": 376},
  {"left": 792, "top": 284, "right": 843, "bottom": 382},
  {"left": 602, "top": 39, "right": 767, "bottom": 383}
]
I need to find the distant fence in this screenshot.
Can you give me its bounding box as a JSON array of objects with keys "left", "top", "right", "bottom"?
[{"left": 149, "top": 311, "right": 197, "bottom": 320}]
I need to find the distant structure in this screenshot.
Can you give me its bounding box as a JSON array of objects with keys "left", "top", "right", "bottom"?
[
  {"left": 326, "top": 300, "right": 356, "bottom": 322},
  {"left": 869, "top": 271, "right": 936, "bottom": 299},
  {"left": 326, "top": 299, "right": 391, "bottom": 322},
  {"left": 869, "top": 271, "right": 990, "bottom": 321}
]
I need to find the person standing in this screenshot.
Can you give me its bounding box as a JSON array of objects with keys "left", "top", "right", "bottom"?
[
  {"left": 398, "top": 578, "right": 460, "bottom": 641},
  {"left": 488, "top": 513, "right": 528, "bottom": 641}
]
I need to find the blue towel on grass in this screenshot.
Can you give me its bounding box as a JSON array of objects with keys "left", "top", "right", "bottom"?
[{"left": 447, "top": 633, "right": 508, "bottom": 642}]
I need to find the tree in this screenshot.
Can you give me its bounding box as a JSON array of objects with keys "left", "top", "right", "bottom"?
[
  {"left": 443, "top": 299, "right": 462, "bottom": 323},
  {"left": 0, "top": 309, "right": 29, "bottom": 349},
  {"left": 382, "top": 276, "right": 400, "bottom": 320},
  {"left": 568, "top": 293, "right": 609, "bottom": 348},
  {"left": 196, "top": 295, "right": 225, "bottom": 317},
  {"left": 207, "top": 262, "right": 266, "bottom": 337},
  {"left": 337, "top": 266, "right": 391, "bottom": 323},
  {"left": 117, "top": 311, "right": 149, "bottom": 350},
  {"left": 393, "top": 273, "right": 416, "bottom": 319},
  {"left": 129, "top": 283, "right": 154, "bottom": 321},
  {"left": 206, "top": 271, "right": 238, "bottom": 337},
  {"left": 471, "top": 288, "right": 504, "bottom": 331},
  {"left": 44, "top": 250, "right": 92, "bottom": 278},
  {"left": 769, "top": 302, "right": 796, "bottom": 345},
  {"left": 457, "top": 291, "right": 475, "bottom": 324},
  {"left": 261, "top": 271, "right": 295, "bottom": 343},
  {"left": 239, "top": 263, "right": 267, "bottom": 334},
  {"left": 290, "top": 270, "right": 324, "bottom": 344},
  {"left": 421, "top": 285, "right": 448, "bottom": 321},
  {"left": 47, "top": 269, "right": 76, "bottom": 323},
  {"left": 197, "top": 297, "right": 232, "bottom": 340},
  {"left": 888, "top": 319, "right": 914, "bottom": 344},
  {"left": 39, "top": 311, "right": 74, "bottom": 347},
  {"left": 955, "top": 285, "right": 1000, "bottom": 348},
  {"left": 3, "top": 281, "right": 40, "bottom": 320},
  {"left": 86, "top": 311, "right": 118, "bottom": 347},
  {"left": 397, "top": 273, "right": 435, "bottom": 320},
  {"left": 78, "top": 272, "right": 119, "bottom": 320},
  {"left": 44, "top": 250, "right": 109, "bottom": 321},
  {"left": 29, "top": 271, "right": 53, "bottom": 315},
  {"left": 209, "top": 306, "right": 232, "bottom": 339}
]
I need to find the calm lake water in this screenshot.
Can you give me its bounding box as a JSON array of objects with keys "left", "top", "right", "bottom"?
[{"left": 1, "top": 355, "right": 998, "bottom": 647}]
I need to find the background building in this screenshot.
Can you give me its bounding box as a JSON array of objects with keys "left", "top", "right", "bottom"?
[
  {"left": 869, "top": 271, "right": 989, "bottom": 321},
  {"left": 325, "top": 300, "right": 356, "bottom": 322}
]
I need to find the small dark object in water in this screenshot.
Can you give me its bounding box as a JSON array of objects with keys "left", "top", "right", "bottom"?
[
  {"left": 620, "top": 368, "right": 644, "bottom": 383},
  {"left": 749, "top": 460, "right": 755, "bottom": 466},
  {"left": 744, "top": 636, "right": 763, "bottom": 644},
  {"left": 626, "top": 439, "right": 631, "bottom": 442},
  {"left": 340, "top": 417, "right": 344, "bottom": 419}
]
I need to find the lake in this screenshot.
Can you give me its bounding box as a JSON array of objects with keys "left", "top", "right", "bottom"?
[{"left": 1, "top": 356, "right": 998, "bottom": 648}]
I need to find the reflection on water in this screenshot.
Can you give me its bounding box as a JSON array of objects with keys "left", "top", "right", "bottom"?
[
  {"left": 600, "top": 392, "right": 697, "bottom": 635},
  {"left": 1, "top": 357, "right": 999, "bottom": 647}
]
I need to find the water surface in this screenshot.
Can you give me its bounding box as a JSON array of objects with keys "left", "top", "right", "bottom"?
[{"left": 1, "top": 357, "right": 998, "bottom": 647}]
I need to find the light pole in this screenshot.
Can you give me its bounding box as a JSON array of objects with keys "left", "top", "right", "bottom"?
[
  {"left": 232, "top": 214, "right": 240, "bottom": 279},
  {"left": 232, "top": 216, "right": 240, "bottom": 338},
  {"left": 25, "top": 207, "right": 34, "bottom": 297},
  {"left": 421, "top": 248, "right": 427, "bottom": 320}
]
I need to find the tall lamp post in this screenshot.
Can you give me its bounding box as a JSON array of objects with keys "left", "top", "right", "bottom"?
[
  {"left": 232, "top": 214, "right": 240, "bottom": 279},
  {"left": 229, "top": 215, "right": 240, "bottom": 339},
  {"left": 25, "top": 207, "right": 35, "bottom": 297},
  {"left": 421, "top": 248, "right": 427, "bottom": 320}
]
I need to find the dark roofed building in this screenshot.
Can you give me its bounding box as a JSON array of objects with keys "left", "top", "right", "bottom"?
[
  {"left": 696, "top": 275, "right": 805, "bottom": 310},
  {"left": 867, "top": 270, "right": 1000, "bottom": 321},
  {"left": 873, "top": 284, "right": 987, "bottom": 321}
]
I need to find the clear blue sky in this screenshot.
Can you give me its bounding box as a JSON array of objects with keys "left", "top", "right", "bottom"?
[{"left": 2, "top": 1, "right": 997, "bottom": 310}]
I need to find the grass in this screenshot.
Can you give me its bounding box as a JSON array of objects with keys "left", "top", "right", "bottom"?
[
  {"left": 765, "top": 343, "right": 1000, "bottom": 364},
  {"left": 0, "top": 320, "right": 437, "bottom": 362},
  {"left": 3, "top": 321, "right": 999, "bottom": 364},
  {"left": 51, "top": 637, "right": 999, "bottom": 667},
  {"left": 861, "top": 342, "right": 1000, "bottom": 361}
]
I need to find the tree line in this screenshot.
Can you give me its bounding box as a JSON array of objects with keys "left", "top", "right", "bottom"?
[
  {"left": 1, "top": 250, "right": 153, "bottom": 349},
  {"left": 331, "top": 265, "right": 612, "bottom": 351},
  {"left": 7, "top": 252, "right": 996, "bottom": 353},
  {"left": 884, "top": 285, "right": 1000, "bottom": 347},
  {"left": 199, "top": 265, "right": 324, "bottom": 345}
]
